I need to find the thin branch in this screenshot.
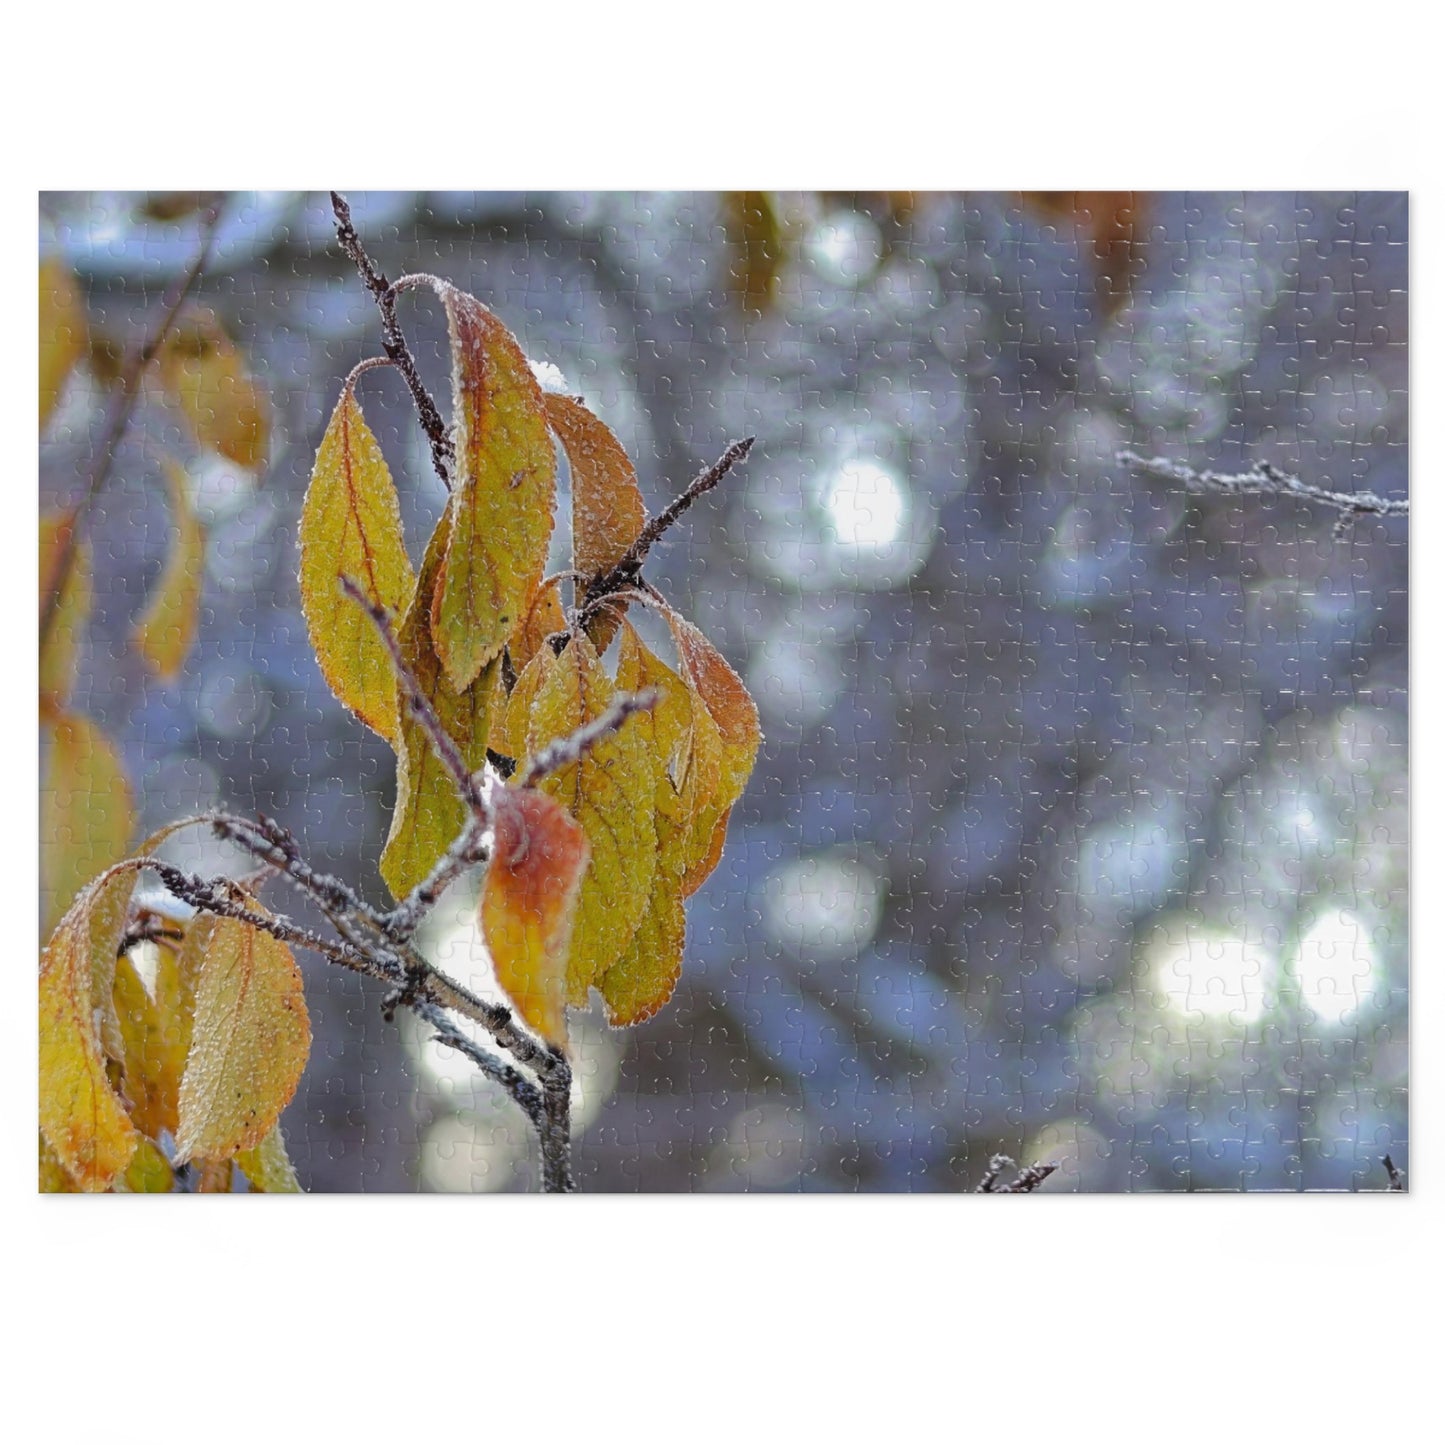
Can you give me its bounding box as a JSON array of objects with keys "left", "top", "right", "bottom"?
[
  {"left": 380, "top": 817, "right": 489, "bottom": 942},
  {"left": 330, "top": 191, "right": 454, "bottom": 489},
  {"left": 1117, "top": 449, "right": 1409, "bottom": 538},
  {"left": 975, "top": 1153, "right": 1058, "bottom": 1193},
  {"left": 413, "top": 999, "right": 545, "bottom": 1130},
  {"left": 516, "top": 688, "right": 659, "bottom": 788},
  {"left": 975, "top": 1153, "right": 1013, "bottom": 1193},
  {"left": 41, "top": 201, "right": 226, "bottom": 649},
  {"left": 581, "top": 436, "right": 756, "bottom": 611},
  {"left": 337, "top": 574, "right": 487, "bottom": 817},
  {"left": 1382, "top": 1154, "right": 1405, "bottom": 1191}
]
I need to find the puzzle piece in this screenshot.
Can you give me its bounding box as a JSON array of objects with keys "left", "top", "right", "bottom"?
[{"left": 39, "top": 191, "right": 1407, "bottom": 1192}]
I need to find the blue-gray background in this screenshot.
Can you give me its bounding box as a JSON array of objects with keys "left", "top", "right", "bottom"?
[{"left": 40, "top": 191, "right": 1408, "bottom": 1190}]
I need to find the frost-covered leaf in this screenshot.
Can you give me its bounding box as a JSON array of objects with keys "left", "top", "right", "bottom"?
[
  {"left": 510, "top": 574, "right": 568, "bottom": 677},
  {"left": 299, "top": 385, "right": 416, "bottom": 739},
  {"left": 481, "top": 786, "right": 590, "bottom": 1049},
  {"left": 682, "top": 805, "right": 733, "bottom": 898},
  {"left": 40, "top": 257, "right": 86, "bottom": 429},
  {"left": 544, "top": 393, "right": 646, "bottom": 651},
  {"left": 133, "top": 460, "right": 206, "bottom": 680},
  {"left": 39, "top": 510, "right": 91, "bottom": 708},
  {"left": 666, "top": 611, "right": 761, "bottom": 815},
  {"left": 236, "top": 1125, "right": 302, "bottom": 1193},
  {"left": 112, "top": 951, "right": 185, "bottom": 1141},
  {"left": 117, "top": 1136, "right": 173, "bottom": 1193},
  {"left": 41, "top": 710, "right": 133, "bottom": 936},
  {"left": 158, "top": 312, "right": 268, "bottom": 468},
  {"left": 39, "top": 868, "right": 142, "bottom": 1191},
  {"left": 39, "top": 1131, "right": 79, "bottom": 1192},
  {"left": 380, "top": 518, "right": 499, "bottom": 899},
  {"left": 175, "top": 904, "right": 310, "bottom": 1164},
  {"left": 599, "top": 878, "right": 686, "bottom": 1028},
  {"left": 431, "top": 285, "right": 556, "bottom": 691},
  {"left": 505, "top": 635, "right": 656, "bottom": 1005}
]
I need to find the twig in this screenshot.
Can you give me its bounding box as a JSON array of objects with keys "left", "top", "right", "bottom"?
[
  {"left": 581, "top": 437, "right": 756, "bottom": 614},
  {"left": 1117, "top": 449, "right": 1409, "bottom": 539},
  {"left": 413, "top": 999, "right": 544, "bottom": 1130},
  {"left": 380, "top": 817, "right": 490, "bottom": 941},
  {"left": 330, "top": 191, "right": 455, "bottom": 489},
  {"left": 41, "top": 201, "right": 226, "bottom": 649},
  {"left": 1382, "top": 1154, "right": 1405, "bottom": 1191},
  {"left": 516, "top": 688, "right": 659, "bottom": 788},
  {"left": 975, "top": 1153, "right": 1058, "bottom": 1193},
  {"left": 337, "top": 575, "right": 487, "bottom": 817}
]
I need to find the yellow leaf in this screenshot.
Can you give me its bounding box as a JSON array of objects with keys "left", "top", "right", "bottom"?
[
  {"left": 380, "top": 518, "right": 499, "bottom": 898},
  {"left": 599, "top": 878, "right": 686, "bottom": 1028},
  {"left": 117, "top": 1136, "right": 173, "bottom": 1193},
  {"left": 133, "top": 460, "right": 206, "bottom": 680},
  {"left": 40, "top": 258, "right": 86, "bottom": 429},
  {"left": 509, "top": 575, "right": 568, "bottom": 677},
  {"left": 236, "top": 1125, "right": 302, "bottom": 1192},
  {"left": 481, "top": 786, "right": 590, "bottom": 1049},
  {"left": 299, "top": 385, "right": 417, "bottom": 739},
  {"left": 430, "top": 285, "right": 556, "bottom": 691},
  {"left": 39, "top": 509, "right": 91, "bottom": 708},
  {"left": 682, "top": 805, "right": 733, "bottom": 898},
  {"left": 506, "top": 636, "right": 657, "bottom": 1005},
  {"left": 41, "top": 710, "right": 133, "bottom": 936},
  {"left": 39, "top": 1131, "right": 79, "bottom": 1192},
  {"left": 39, "top": 869, "right": 142, "bottom": 1191},
  {"left": 175, "top": 904, "right": 310, "bottom": 1164},
  {"left": 112, "top": 951, "right": 185, "bottom": 1140},
  {"left": 544, "top": 393, "right": 646, "bottom": 651},
  {"left": 158, "top": 312, "right": 268, "bottom": 469}
]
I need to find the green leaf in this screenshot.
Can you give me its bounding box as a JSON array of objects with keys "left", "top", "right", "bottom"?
[
  {"left": 481, "top": 785, "right": 590, "bottom": 1049},
  {"left": 380, "top": 517, "right": 499, "bottom": 899},
  {"left": 430, "top": 285, "right": 556, "bottom": 691},
  {"left": 175, "top": 903, "right": 311, "bottom": 1165},
  {"left": 299, "top": 384, "right": 417, "bottom": 739},
  {"left": 39, "top": 868, "right": 142, "bottom": 1191},
  {"left": 236, "top": 1125, "right": 302, "bottom": 1192},
  {"left": 117, "top": 1136, "right": 174, "bottom": 1193},
  {"left": 40, "top": 258, "right": 86, "bottom": 430},
  {"left": 39, "top": 510, "right": 91, "bottom": 709},
  {"left": 41, "top": 709, "right": 134, "bottom": 936},
  {"left": 133, "top": 460, "right": 206, "bottom": 681},
  {"left": 505, "top": 635, "right": 657, "bottom": 1006}
]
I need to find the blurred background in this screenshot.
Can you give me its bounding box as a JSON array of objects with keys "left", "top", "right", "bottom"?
[{"left": 39, "top": 190, "right": 1408, "bottom": 1191}]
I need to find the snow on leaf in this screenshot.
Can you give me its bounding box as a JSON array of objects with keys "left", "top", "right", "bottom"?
[
  {"left": 299, "top": 385, "right": 417, "bottom": 740},
  {"left": 430, "top": 285, "right": 556, "bottom": 691},
  {"left": 481, "top": 786, "right": 590, "bottom": 1050}
]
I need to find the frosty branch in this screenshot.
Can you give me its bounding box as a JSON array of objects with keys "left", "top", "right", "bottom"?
[{"left": 1117, "top": 449, "right": 1409, "bottom": 538}]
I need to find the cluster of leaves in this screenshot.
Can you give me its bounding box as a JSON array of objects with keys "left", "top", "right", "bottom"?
[
  {"left": 40, "top": 242, "right": 280, "bottom": 1190},
  {"left": 40, "top": 215, "right": 759, "bottom": 1192},
  {"left": 299, "top": 277, "right": 761, "bottom": 1050}
]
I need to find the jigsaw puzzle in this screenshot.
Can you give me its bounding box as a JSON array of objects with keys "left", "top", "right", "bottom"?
[{"left": 38, "top": 191, "right": 1408, "bottom": 1193}]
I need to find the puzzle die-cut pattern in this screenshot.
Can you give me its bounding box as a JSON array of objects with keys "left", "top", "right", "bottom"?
[{"left": 39, "top": 192, "right": 1407, "bottom": 1191}]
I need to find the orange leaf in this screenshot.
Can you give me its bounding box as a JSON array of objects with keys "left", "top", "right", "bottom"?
[
  {"left": 299, "top": 384, "right": 416, "bottom": 739},
  {"left": 175, "top": 904, "right": 310, "bottom": 1164},
  {"left": 430, "top": 285, "right": 556, "bottom": 691},
  {"left": 133, "top": 460, "right": 206, "bottom": 680},
  {"left": 481, "top": 786, "right": 590, "bottom": 1049},
  {"left": 544, "top": 393, "right": 646, "bottom": 651}
]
